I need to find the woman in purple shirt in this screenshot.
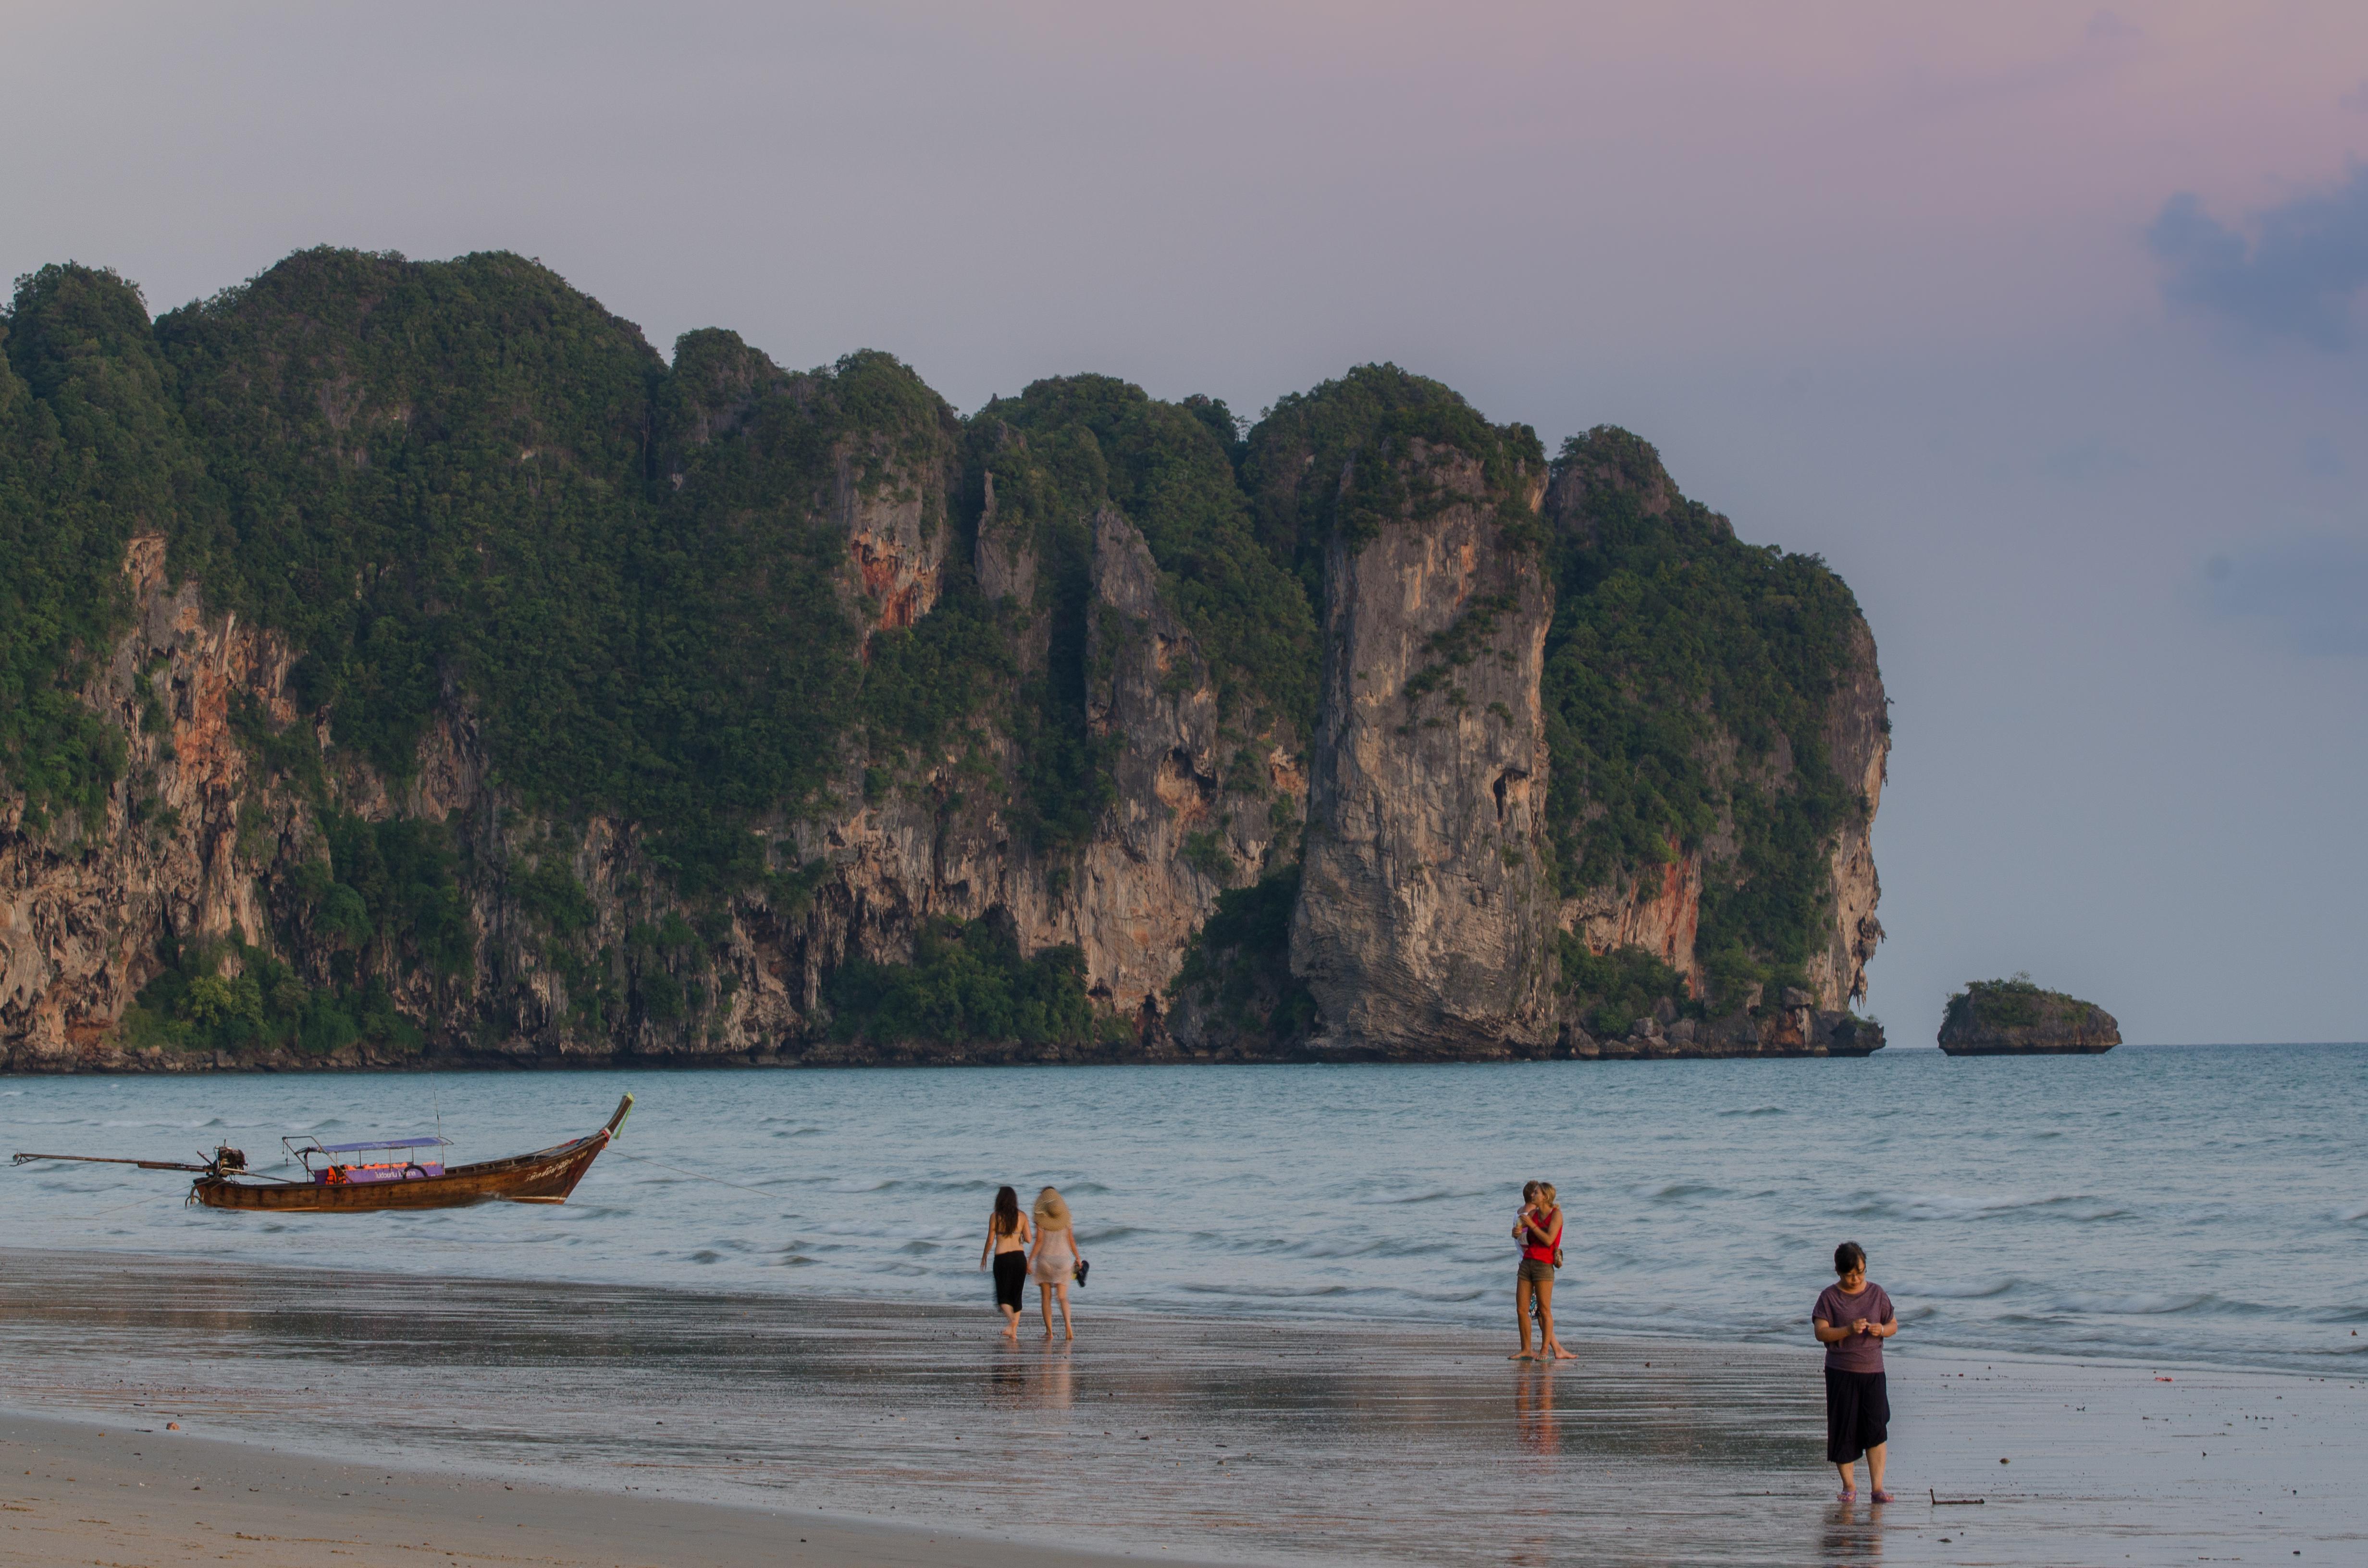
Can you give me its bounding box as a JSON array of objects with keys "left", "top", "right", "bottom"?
[{"left": 1811, "top": 1240, "right": 1897, "bottom": 1503}]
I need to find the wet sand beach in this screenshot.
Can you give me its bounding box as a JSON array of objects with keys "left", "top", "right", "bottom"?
[
  {"left": 3, "top": 1249, "right": 2361, "bottom": 1565},
  {"left": 0, "top": 1409, "right": 1194, "bottom": 1568}
]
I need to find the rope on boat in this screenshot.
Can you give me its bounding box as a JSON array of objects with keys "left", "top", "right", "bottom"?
[
  {"left": 75, "top": 1187, "right": 188, "bottom": 1221},
  {"left": 603, "top": 1146, "right": 782, "bottom": 1198}
]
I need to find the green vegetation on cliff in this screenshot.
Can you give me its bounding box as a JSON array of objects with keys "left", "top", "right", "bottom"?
[
  {"left": 826, "top": 916, "right": 1114, "bottom": 1048},
  {"left": 1542, "top": 428, "right": 1871, "bottom": 1008},
  {"left": 1555, "top": 935, "right": 1693, "bottom": 1039},
  {"left": 0, "top": 265, "right": 197, "bottom": 827},
  {"left": 1168, "top": 865, "right": 1319, "bottom": 1044},
  {"left": 123, "top": 939, "right": 423, "bottom": 1058}
]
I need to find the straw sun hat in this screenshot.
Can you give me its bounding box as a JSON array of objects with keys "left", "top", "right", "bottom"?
[{"left": 1033, "top": 1187, "right": 1072, "bottom": 1229}]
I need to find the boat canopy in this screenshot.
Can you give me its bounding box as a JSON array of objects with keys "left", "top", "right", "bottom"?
[{"left": 301, "top": 1136, "right": 451, "bottom": 1154}]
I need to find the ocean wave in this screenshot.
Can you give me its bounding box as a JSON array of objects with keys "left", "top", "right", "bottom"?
[
  {"left": 1642, "top": 1182, "right": 1725, "bottom": 1203},
  {"left": 1909, "top": 1275, "right": 2025, "bottom": 1300},
  {"left": 1853, "top": 1191, "right": 2129, "bottom": 1223},
  {"left": 1211, "top": 1233, "right": 1456, "bottom": 1262},
  {"left": 2054, "top": 1290, "right": 2269, "bottom": 1318},
  {"left": 1717, "top": 1105, "right": 1787, "bottom": 1118},
  {"left": 1300, "top": 1237, "right": 1455, "bottom": 1261},
  {"left": 2338, "top": 1204, "right": 2368, "bottom": 1225},
  {"left": 1361, "top": 1187, "right": 1479, "bottom": 1207}
]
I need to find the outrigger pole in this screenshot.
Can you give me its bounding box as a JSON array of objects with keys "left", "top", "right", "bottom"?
[{"left": 12, "top": 1152, "right": 216, "bottom": 1172}]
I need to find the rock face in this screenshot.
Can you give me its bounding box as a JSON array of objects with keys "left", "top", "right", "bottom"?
[
  {"left": 1937, "top": 979, "right": 2119, "bottom": 1055},
  {"left": 1080, "top": 508, "right": 1300, "bottom": 1029},
  {"left": 0, "top": 539, "right": 290, "bottom": 1057},
  {"left": 1810, "top": 619, "right": 1889, "bottom": 1009},
  {"left": 1291, "top": 442, "right": 1558, "bottom": 1055}
]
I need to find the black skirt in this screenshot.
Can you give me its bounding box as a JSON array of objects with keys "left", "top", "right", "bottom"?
[
  {"left": 1824, "top": 1368, "right": 1889, "bottom": 1462},
  {"left": 993, "top": 1250, "right": 1027, "bottom": 1311}
]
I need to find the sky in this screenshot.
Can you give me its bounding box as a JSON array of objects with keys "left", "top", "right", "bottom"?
[{"left": 6, "top": 0, "right": 2365, "bottom": 1044}]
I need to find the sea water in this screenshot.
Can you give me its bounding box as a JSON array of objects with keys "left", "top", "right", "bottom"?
[{"left": 5, "top": 1043, "right": 2362, "bottom": 1373}]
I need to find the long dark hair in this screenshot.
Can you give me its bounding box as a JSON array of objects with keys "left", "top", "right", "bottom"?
[{"left": 993, "top": 1185, "right": 1021, "bottom": 1236}]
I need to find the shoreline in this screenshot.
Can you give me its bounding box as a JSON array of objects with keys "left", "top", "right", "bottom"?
[
  {"left": 4, "top": 1247, "right": 2362, "bottom": 1566},
  {"left": 6, "top": 1041, "right": 2343, "bottom": 1078},
  {"left": 0, "top": 1241, "right": 2338, "bottom": 1387},
  {"left": 1, "top": 1037, "right": 1889, "bottom": 1073}
]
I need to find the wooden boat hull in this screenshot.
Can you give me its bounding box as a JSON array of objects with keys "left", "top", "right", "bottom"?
[{"left": 190, "top": 1096, "right": 630, "bottom": 1213}]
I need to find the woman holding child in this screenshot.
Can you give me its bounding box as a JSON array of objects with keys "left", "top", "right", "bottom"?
[{"left": 1510, "top": 1181, "right": 1572, "bottom": 1360}]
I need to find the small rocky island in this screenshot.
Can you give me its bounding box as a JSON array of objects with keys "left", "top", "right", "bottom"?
[{"left": 1936, "top": 977, "right": 2120, "bottom": 1055}]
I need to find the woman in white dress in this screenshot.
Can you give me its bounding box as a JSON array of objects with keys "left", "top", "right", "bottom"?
[{"left": 1027, "top": 1186, "right": 1084, "bottom": 1340}]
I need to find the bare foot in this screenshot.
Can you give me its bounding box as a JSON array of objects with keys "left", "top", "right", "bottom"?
[
  {"left": 1549, "top": 1345, "right": 1574, "bottom": 1360},
  {"left": 1509, "top": 1350, "right": 1536, "bottom": 1360},
  {"left": 1064, "top": 1328, "right": 1074, "bottom": 1340}
]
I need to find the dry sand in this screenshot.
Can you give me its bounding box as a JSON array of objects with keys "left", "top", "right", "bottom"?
[{"left": 3, "top": 1249, "right": 2363, "bottom": 1565}]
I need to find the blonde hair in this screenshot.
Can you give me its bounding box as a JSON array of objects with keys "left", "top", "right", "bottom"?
[
  {"left": 1537, "top": 1183, "right": 1558, "bottom": 1210},
  {"left": 1033, "top": 1186, "right": 1072, "bottom": 1230}
]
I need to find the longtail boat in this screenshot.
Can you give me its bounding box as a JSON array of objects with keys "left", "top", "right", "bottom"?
[{"left": 13, "top": 1093, "right": 633, "bottom": 1212}]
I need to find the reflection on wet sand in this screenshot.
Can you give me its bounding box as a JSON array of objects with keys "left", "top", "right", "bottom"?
[
  {"left": 0, "top": 1250, "right": 2356, "bottom": 1567},
  {"left": 1821, "top": 1501, "right": 1886, "bottom": 1564},
  {"left": 987, "top": 1342, "right": 1075, "bottom": 1410},
  {"left": 1514, "top": 1361, "right": 1565, "bottom": 1461}
]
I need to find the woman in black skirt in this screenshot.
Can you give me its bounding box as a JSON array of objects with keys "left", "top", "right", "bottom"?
[
  {"left": 978, "top": 1185, "right": 1033, "bottom": 1339},
  {"left": 1812, "top": 1240, "right": 1897, "bottom": 1502}
]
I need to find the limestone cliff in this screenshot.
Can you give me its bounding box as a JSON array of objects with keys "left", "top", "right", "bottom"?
[{"left": 0, "top": 251, "right": 1885, "bottom": 1071}]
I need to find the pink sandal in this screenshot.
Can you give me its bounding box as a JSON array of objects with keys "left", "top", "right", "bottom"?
[
  {"left": 1871, "top": 1490, "right": 1894, "bottom": 1504},
  {"left": 1835, "top": 1490, "right": 1856, "bottom": 1502}
]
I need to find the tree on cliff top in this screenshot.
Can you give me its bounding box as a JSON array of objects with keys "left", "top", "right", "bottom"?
[{"left": 1241, "top": 363, "right": 1546, "bottom": 600}]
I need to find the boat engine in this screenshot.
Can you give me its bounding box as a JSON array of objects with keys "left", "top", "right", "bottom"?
[{"left": 213, "top": 1145, "right": 247, "bottom": 1173}]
